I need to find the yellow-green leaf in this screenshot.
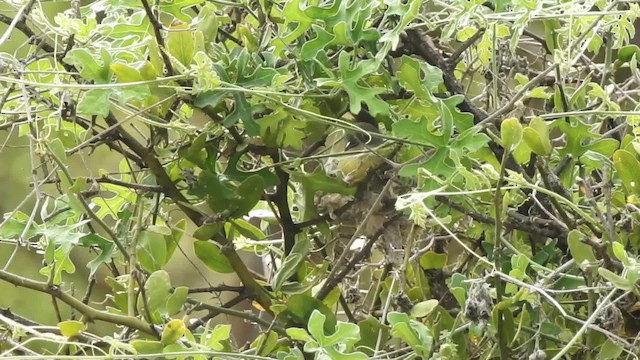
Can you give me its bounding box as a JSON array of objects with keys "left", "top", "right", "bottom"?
[
  {"left": 523, "top": 117, "right": 551, "bottom": 156},
  {"left": 161, "top": 319, "right": 186, "bottom": 345},
  {"left": 58, "top": 320, "right": 86, "bottom": 337},
  {"left": 566, "top": 229, "right": 596, "bottom": 264},
  {"left": 111, "top": 63, "right": 143, "bottom": 82},
  {"left": 613, "top": 150, "right": 640, "bottom": 195},
  {"left": 501, "top": 117, "right": 523, "bottom": 150},
  {"left": 167, "top": 21, "right": 194, "bottom": 67}
]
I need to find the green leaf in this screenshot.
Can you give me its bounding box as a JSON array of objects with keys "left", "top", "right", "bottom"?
[
  {"left": 286, "top": 327, "right": 312, "bottom": 342},
  {"left": 232, "top": 175, "right": 265, "bottom": 217},
  {"left": 250, "top": 331, "right": 279, "bottom": 356},
  {"left": 179, "top": 132, "right": 208, "bottom": 166},
  {"left": 196, "top": 3, "right": 218, "bottom": 43},
  {"left": 320, "top": 52, "right": 388, "bottom": 116},
  {"left": 419, "top": 252, "right": 448, "bottom": 270},
  {"left": 501, "top": 117, "right": 523, "bottom": 150},
  {"left": 272, "top": 237, "right": 311, "bottom": 291},
  {"left": 193, "top": 241, "right": 234, "bottom": 273},
  {"left": 543, "top": 20, "right": 560, "bottom": 52},
  {"left": 166, "top": 286, "right": 188, "bottom": 316},
  {"left": 58, "top": 320, "right": 86, "bottom": 337},
  {"left": 566, "top": 229, "right": 596, "bottom": 264},
  {"left": 137, "top": 230, "right": 168, "bottom": 272},
  {"left": 194, "top": 90, "right": 228, "bottom": 108},
  {"left": 598, "top": 338, "right": 624, "bottom": 359},
  {"left": 167, "top": 21, "right": 194, "bottom": 67},
  {"left": 611, "top": 241, "right": 629, "bottom": 265},
  {"left": 410, "top": 300, "right": 439, "bottom": 318},
  {"left": 165, "top": 219, "right": 186, "bottom": 261},
  {"left": 63, "top": 48, "right": 112, "bottom": 83},
  {"left": 522, "top": 117, "right": 551, "bottom": 156},
  {"left": 258, "top": 109, "right": 308, "bottom": 150},
  {"left": 387, "top": 312, "right": 433, "bottom": 357},
  {"left": 224, "top": 152, "right": 280, "bottom": 187},
  {"left": 393, "top": 117, "right": 445, "bottom": 147},
  {"left": 397, "top": 56, "right": 443, "bottom": 97},
  {"left": 291, "top": 168, "right": 357, "bottom": 224},
  {"left": 145, "top": 270, "right": 172, "bottom": 314},
  {"left": 48, "top": 138, "right": 68, "bottom": 166},
  {"left": 613, "top": 150, "right": 640, "bottom": 195},
  {"left": 80, "top": 234, "right": 115, "bottom": 277},
  {"left": 585, "top": 138, "right": 618, "bottom": 156},
  {"left": 199, "top": 170, "right": 235, "bottom": 212},
  {"left": 284, "top": 294, "right": 337, "bottom": 334},
  {"left": 557, "top": 118, "right": 616, "bottom": 158},
  {"left": 598, "top": 268, "right": 634, "bottom": 291},
  {"left": 193, "top": 223, "right": 224, "bottom": 241},
  {"left": 131, "top": 340, "right": 164, "bottom": 354},
  {"left": 378, "top": 0, "right": 421, "bottom": 50},
  {"left": 229, "top": 219, "right": 265, "bottom": 240},
  {"left": 77, "top": 89, "right": 112, "bottom": 117},
  {"left": 0, "top": 212, "right": 39, "bottom": 240},
  {"left": 207, "top": 324, "right": 232, "bottom": 351},
  {"left": 161, "top": 319, "right": 186, "bottom": 345},
  {"left": 224, "top": 92, "right": 259, "bottom": 136},
  {"left": 111, "top": 63, "right": 143, "bottom": 82},
  {"left": 301, "top": 25, "right": 336, "bottom": 60},
  {"left": 304, "top": 310, "right": 368, "bottom": 360},
  {"left": 356, "top": 316, "right": 389, "bottom": 351},
  {"left": 618, "top": 44, "right": 640, "bottom": 62}
]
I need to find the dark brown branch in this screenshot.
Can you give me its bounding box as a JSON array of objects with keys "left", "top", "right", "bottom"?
[
  {"left": 316, "top": 214, "right": 402, "bottom": 301},
  {"left": 402, "top": 30, "right": 529, "bottom": 179},
  {"left": 187, "top": 294, "right": 247, "bottom": 331},
  {"left": 0, "top": 10, "right": 78, "bottom": 78},
  {"left": 101, "top": 113, "right": 274, "bottom": 313},
  {"left": 0, "top": 0, "right": 50, "bottom": 52},
  {"left": 188, "top": 285, "right": 249, "bottom": 293},
  {"left": 186, "top": 297, "right": 286, "bottom": 335},
  {"left": 403, "top": 30, "right": 489, "bottom": 122},
  {"left": 447, "top": 28, "right": 486, "bottom": 66},
  {"left": 140, "top": 0, "right": 175, "bottom": 76},
  {"left": 270, "top": 164, "right": 298, "bottom": 256},
  {"left": 435, "top": 195, "right": 568, "bottom": 239},
  {"left": 93, "top": 176, "right": 163, "bottom": 192}
]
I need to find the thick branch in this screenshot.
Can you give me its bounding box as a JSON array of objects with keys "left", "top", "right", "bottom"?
[
  {"left": 0, "top": 269, "right": 156, "bottom": 336},
  {"left": 101, "top": 113, "right": 273, "bottom": 312}
]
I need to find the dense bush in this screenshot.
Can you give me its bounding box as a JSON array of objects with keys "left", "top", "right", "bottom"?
[{"left": 1, "top": 0, "right": 640, "bottom": 359}]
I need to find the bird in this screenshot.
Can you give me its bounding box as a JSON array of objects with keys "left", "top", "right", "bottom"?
[{"left": 324, "top": 122, "right": 393, "bottom": 185}]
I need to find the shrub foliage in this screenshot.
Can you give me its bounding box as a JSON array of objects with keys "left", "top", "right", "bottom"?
[{"left": 1, "top": 0, "right": 640, "bottom": 359}]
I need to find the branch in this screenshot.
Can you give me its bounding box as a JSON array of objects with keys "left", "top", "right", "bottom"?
[
  {"left": 65, "top": 117, "right": 145, "bottom": 167},
  {"left": 316, "top": 213, "right": 403, "bottom": 301},
  {"left": 187, "top": 298, "right": 286, "bottom": 335},
  {"left": 93, "top": 176, "right": 163, "bottom": 192},
  {"left": 186, "top": 294, "right": 247, "bottom": 331},
  {"left": 101, "top": 113, "right": 274, "bottom": 312},
  {"left": 188, "top": 285, "right": 251, "bottom": 293},
  {"left": 140, "top": 0, "right": 175, "bottom": 76},
  {"left": 435, "top": 195, "right": 567, "bottom": 239},
  {"left": 316, "top": 175, "right": 397, "bottom": 300},
  {"left": 402, "top": 30, "right": 528, "bottom": 178},
  {"left": 446, "top": 28, "right": 486, "bottom": 66},
  {"left": 271, "top": 162, "right": 298, "bottom": 256},
  {"left": 403, "top": 30, "right": 489, "bottom": 122},
  {"left": 0, "top": 269, "right": 156, "bottom": 336}
]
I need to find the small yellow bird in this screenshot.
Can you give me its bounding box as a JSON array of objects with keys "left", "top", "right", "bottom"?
[{"left": 324, "top": 122, "right": 393, "bottom": 185}]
